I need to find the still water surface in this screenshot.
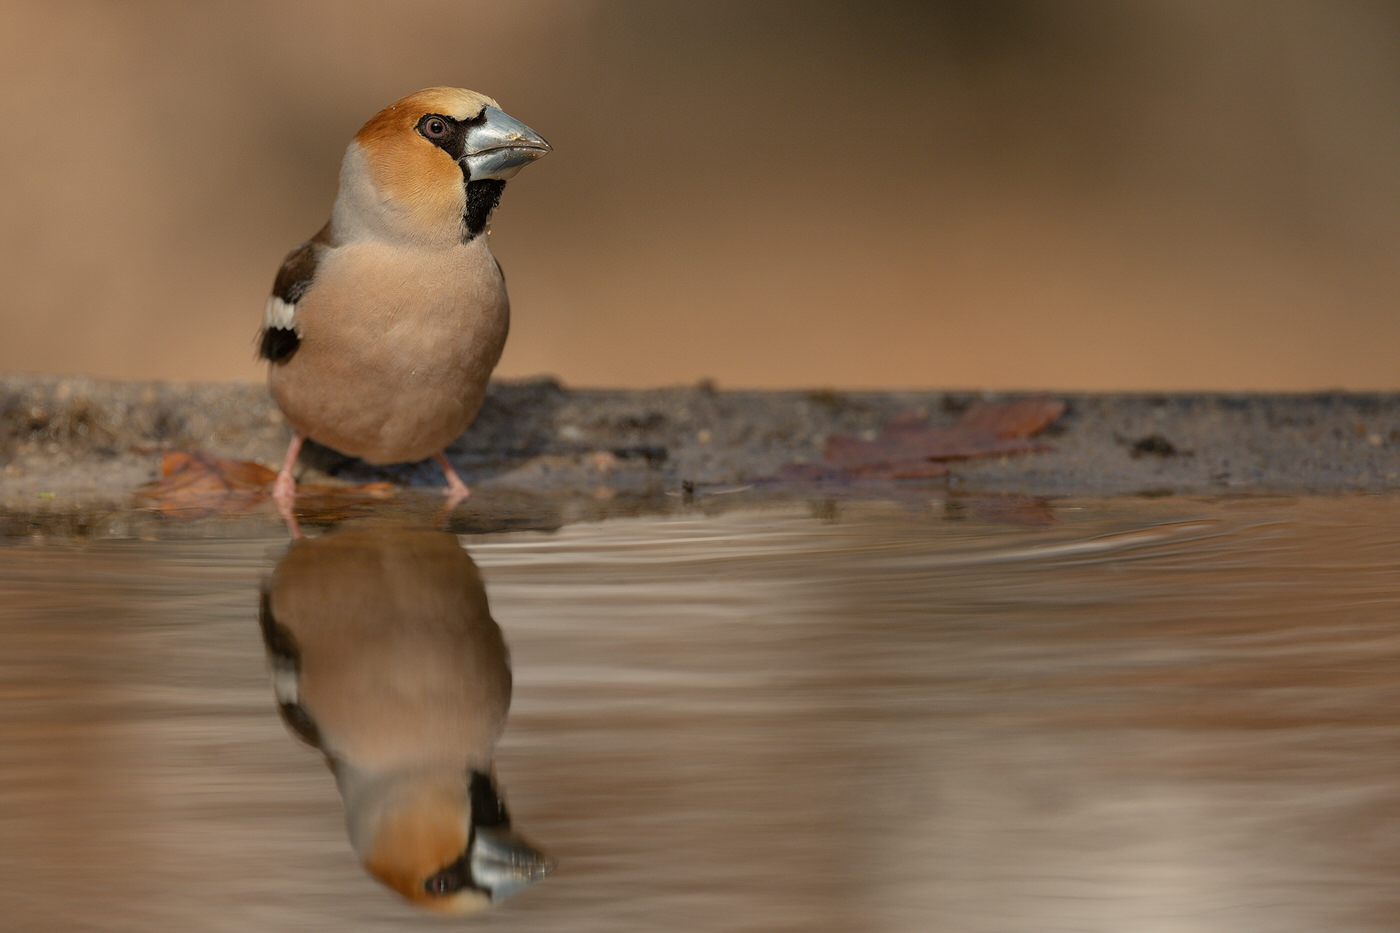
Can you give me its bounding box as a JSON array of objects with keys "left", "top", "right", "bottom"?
[{"left": 1, "top": 496, "right": 1398, "bottom": 931}]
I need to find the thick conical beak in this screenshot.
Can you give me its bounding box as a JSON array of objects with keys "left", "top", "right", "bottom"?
[
  {"left": 462, "top": 106, "right": 551, "bottom": 181},
  {"left": 470, "top": 825, "right": 556, "bottom": 901}
]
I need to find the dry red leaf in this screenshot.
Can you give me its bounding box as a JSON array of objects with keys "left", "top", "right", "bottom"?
[
  {"left": 820, "top": 395, "right": 1064, "bottom": 478},
  {"left": 134, "top": 449, "right": 397, "bottom": 518},
  {"left": 134, "top": 450, "right": 277, "bottom": 516},
  {"left": 955, "top": 396, "right": 1066, "bottom": 438}
]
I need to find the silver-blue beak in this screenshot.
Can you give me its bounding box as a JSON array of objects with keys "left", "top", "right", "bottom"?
[
  {"left": 470, "top": 825, "right": 556, "bottom": 901},
  {"left": 462, "top": 106, "right": 551, "bottom": 181}
]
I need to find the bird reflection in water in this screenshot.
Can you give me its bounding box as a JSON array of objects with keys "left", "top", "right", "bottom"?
[{"left": 256, "top": 523, "right": 553, "bottom": 912}]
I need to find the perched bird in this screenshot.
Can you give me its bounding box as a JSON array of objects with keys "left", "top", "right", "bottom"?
[
  {"left": 259, "top": 88, "right": 550, "bottom": 512},
  {"left": 258, "top": 523, "right": 553, "bottom": 912}
]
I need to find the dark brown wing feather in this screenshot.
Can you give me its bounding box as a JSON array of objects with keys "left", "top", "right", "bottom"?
[{"left": 258, "top": 223, "right": 334, "bottom": 363}]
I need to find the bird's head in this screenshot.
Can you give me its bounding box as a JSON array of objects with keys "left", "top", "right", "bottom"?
[
  {"left": 351, "top": 768, "right": 554, "bottom": 914},
  {"left": 333, "top": 87, "right": 550, "bottom": 247}
]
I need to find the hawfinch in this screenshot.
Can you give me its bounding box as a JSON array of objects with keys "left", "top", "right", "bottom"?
[
  {"left": 258, "top": 523, "right": 553, "bottom": 912},
  {"left": 259, "top": 88, "right": 550, "bottom": 511}
]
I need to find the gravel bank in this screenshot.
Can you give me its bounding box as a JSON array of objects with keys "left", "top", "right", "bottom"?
[{"left": 2, "top": 375, "right": 1397, "bottom": 533}]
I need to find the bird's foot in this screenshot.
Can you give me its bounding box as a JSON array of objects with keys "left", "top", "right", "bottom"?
[
  {"left": 271, "top": 469, "right": 296, "bottom": 506},
  {"left": 271, "top": 473, "right": 303, "bottom": 538},
  {"left": 271, "top": 434, "right": 305, "bottom": 538},
  {"left": 443, "top": 485, "right": 470, "bottom": 513},
  {"left": 435, "top": 452, "right": 471, "bottom": 504}
]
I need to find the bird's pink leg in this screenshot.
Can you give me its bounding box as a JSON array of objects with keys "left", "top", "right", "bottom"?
[
  {"left": 435, "top": 451, "right": 470, "bottom": 505},
  {"left": 272, "top": 433, "right": 304, "bottom": 538}
]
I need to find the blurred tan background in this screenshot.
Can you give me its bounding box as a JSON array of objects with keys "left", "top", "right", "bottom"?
[{"left": 1, "top": 0, "right": 1396, "bottom": 390}]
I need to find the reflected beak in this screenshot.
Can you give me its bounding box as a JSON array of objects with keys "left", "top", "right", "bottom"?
[
  {"left": 470, "top": 825, "right": 556, "bottom": 901},
  {"left": 462, "top": 106, "right": 551, "bottom": 181}
]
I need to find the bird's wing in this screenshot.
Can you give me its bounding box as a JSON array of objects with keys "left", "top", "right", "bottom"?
[
  {"left": 258, "top": 223, "right": 333, "bottom": 363},
  {"left": 257, "top": 585, "right": 325, "bottom": 751}
]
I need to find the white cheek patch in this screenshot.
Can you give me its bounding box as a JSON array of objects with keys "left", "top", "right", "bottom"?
[{"left": 264, "top": 296, "right": 298, "bottom": 330}]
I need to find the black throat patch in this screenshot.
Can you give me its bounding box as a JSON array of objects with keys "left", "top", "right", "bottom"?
[
  {"left": 469, "top": 769, "right": 511, "bottom": 829},
  {"left": 463, "top": 180, "right": 505, "bottom": 240}
]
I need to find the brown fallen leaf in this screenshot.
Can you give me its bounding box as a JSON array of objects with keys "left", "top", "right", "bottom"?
[
  {"left": 955, "top": 395, "right": 1067, "bottom": 438},
  {"left": 134, "top": 450, "right": 277, "bottom": 516},
  {"left": 817, "top": 395, "right": 1065, "bottom": 478},
  {"left": 134, "top": 449, "right": 396, "bottom": 518}
]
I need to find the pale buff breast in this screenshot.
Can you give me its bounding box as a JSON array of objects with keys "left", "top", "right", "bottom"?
[
  {"left": 269, "top": 239, "right": 509, "bottom": 465},
  {"left": 267, "top": 526, "right": 511, "bottom": 772}
]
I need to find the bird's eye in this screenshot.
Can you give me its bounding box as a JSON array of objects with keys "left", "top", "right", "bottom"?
[
  {"left": 421, "top": 116, "right": 449, "bottom": 139},
  {"left": 424, "top": 870, "right": 459, "bottom": 896}
]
